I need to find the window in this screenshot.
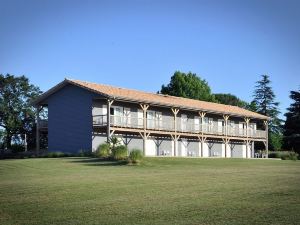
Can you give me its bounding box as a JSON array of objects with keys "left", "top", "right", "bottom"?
[
  {"left": 208, "top": 118, "right": 213, "bottom": 132},
  {"left": 155, "top": 112, "right": 162, "bottom": 129},
  {"left": 181, "top": 114, "right": 187, "bottom": 131},
  {"left": 194, "top": 116, "right": 200, "bottom": 132},
  {"left": 147, "top": 111, "right": 155, "bottom": 129},
  {"left": 124, "top": 108, "right": 131, "bottom": 126},
  {"left": 110, "top": 106, "right": 124, "bottom": 126}
]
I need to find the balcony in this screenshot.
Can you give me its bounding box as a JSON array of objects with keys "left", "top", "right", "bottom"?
[{"left": 93, "top": 115, "right": 266, "bottom": 139}]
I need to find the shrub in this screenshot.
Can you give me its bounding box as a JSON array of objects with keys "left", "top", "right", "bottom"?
[
  {"left": 128, "top": 149, "right": 143, "bottom": 164},
  {"left": 95, "top": 143, "right": 110, "bottom": 158},
  {"left": 46, "top": 152, "right": 65, "bottom": 158},
  {"left": 281, "top": 152, "right": 299, "bottom": 161},
  {"left": 78, "top": 149, "right": 92, "bottom": 157},
  {"left": 268, "top": 151, "right": 282, "bottom": 158},
  {"left": 11, "top": 144, "right": 25, "bottom": 153},
  {"left": 112, "top": 145, "right": 128, "bottom": 160}
]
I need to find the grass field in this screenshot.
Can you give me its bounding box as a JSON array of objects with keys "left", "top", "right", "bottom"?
[{"left": 0, "top": 157, "right": 299, "bottom": 225}]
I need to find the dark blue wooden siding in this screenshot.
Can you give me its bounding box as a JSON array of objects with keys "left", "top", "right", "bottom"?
[{"left": 47, "top": 84, "right": 97, "bottom": 153}]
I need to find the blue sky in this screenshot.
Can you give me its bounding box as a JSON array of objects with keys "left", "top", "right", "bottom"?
[{"left": 0, "top": 0, "right": 299, "bottom": 117}]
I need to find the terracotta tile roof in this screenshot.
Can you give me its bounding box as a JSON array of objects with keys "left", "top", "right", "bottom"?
[{"left": 67, "top": 79, "right": 268, "bottom": 120}]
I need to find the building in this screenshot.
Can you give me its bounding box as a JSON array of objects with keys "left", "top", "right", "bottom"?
[{"left": 33, "top": 79, "right": 269, "bottom": 158}]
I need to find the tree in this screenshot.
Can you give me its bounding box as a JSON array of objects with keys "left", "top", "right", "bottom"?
[
  {"left": 214, "top": 93, "right": 248, "bottom": 108},
  {"left": 245, "top": 100, "right": 258, "bottom": 112},
  {"left": 283, "top": 88, "right": 300, "bottom": 153},
  {"left": 160, "top": 71, "right": 216, "bottom": 102},
  {"left": 252, "top": 75, "right": 283, "bottom": 150},
  {"left": 0, "top": 74, "right": 42, "bottom": 149}
]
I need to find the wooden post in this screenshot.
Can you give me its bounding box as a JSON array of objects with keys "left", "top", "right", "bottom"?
[
  {"left": 107, "top": 99, "right": 114, "bottom": 142},
  {"left": 139, "top": 132, "right": 150, "bottom": 156},
  {"left": 198, "top": 136, "right": 207, "bottom": 157},
  {"left": 264, "top": 120, "right": 269, "bottom": 158},
  {"left": 171, "top": 134, "right": 180, "bottom": 157},
  {"left": 24, "top": 133, "right": 27, "bottom": 152},
  {"left": 140, "top": 104, "right": 149, "bottom": 156},
  {"left": 199, "top": 112, "right": 206, "bottom": 157},
  {"left": 244, "top": 117, "right": 250, "bottom": 158},
  {"left": 171, "top": 108, "right": 179, "bottom": 156},
  {"left": 36, "top": 106, "right": 40, "bottom": 154},
  {"left": 223, "top": 115, "right": 229, "bottom": 158}
]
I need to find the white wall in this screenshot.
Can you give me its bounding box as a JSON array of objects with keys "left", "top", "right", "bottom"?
[
  {"left": 145, "top": 138, "right": 156, "bottom": 156},
  {"left": 202, "top": 142, "right": 209, "bottom": 157}
]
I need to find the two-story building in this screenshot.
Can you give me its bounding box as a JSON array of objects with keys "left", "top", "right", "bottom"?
[{"left": 33, "top": 79, "right": 269, "bottom": 158}]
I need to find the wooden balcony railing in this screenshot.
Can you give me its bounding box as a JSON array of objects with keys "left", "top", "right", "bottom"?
[{"left": 93, "top": 115, "right": 267, "bottom": 139}]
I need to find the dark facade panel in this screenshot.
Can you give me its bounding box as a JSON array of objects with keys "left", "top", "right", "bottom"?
[{"left": 47, "top": 84, "right": 98, "bottom": 153}]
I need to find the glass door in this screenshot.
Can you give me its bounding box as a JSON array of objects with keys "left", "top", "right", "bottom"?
[{"left": 147, "top": 111, "right": 155, "bottom": 129}]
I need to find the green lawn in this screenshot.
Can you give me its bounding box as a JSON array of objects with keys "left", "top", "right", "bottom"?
[{"left": 0, "top": 157, "right": 299, "bottom": 225}]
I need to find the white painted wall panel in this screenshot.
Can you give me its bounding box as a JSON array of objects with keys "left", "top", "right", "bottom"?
[
  {"left": 202, "top": 142, "right": 209, "bottom": 157},
  {"left": 145, "top": 139, "right": 156, "bottom": 156}
]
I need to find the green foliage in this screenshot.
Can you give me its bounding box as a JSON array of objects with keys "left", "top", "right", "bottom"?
[
  {"left": 268, "top": 151, "right": 298, "bottom": 160},
  {"left": 112, "top": 145, "right": 128, "bottom": 160},
  {"left": 268, "top": 151, "right": 282, "bottom": 158},
  {"left": 95, "top": 143, "right": 110, "bottom": 158},
  {"left": 245, "top": 100, "right": 258, "bottom": 112},
  {"left": 0, "top": 74, "right": 42, "bottom": 149},
  {"left": 252, "top": 75, "right": 283, "bottom": 134},
  {"left": 160, "top": 71, "right": 216, "bottom": 102},
  {"left": 128, "top": 149, "right": 143, "bottom": 164},
  {"left": 269, "top": 133, "right": 283, "bottom": 151},
  {"left": 283, "top": 88, "right": 300, "bottom": 154},
  {"left": 108, "top": 136, "right": 121, "bottom": 151},
  {"left": 281, "top": 152, "right": 299, "bottom": 161},
  {"left": 252, "top": 75, "right": 283, "bottom": 150},
  {"left": 46, "top": 152, "right": 66, "bottom": 158},
  {"left": 78, "top": 149, "right": 92, "bottom": 157},
  {"left": 214, "top": 93, "right": 248, "bottom": 108},
  {"left": 10, "top": 144, "right": 25, "bottom": 153}
]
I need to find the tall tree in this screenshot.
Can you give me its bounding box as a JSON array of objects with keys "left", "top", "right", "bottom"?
[
  {"left": 214, "top": 93, "right": 248, "bottom": 108},
  {"left": 160, "top": 71, "right": 216, "bottom": 102},
  {"left": 283, "top": 88, "right": 300, "bottom": 153},
  {"left": 252, "top": 75, "right": 283, "bottom": 150},
  {"left": 0, "top": 74, "right": 42, "bottom": 149}
]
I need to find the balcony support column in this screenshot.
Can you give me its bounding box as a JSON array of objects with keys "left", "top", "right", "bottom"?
[
  {"left": 171, "top": 108, "right": 179, "bottom": 156},
  {"left": 263, "top": 120, "right": 269, "bottom": 158},
  {"left": 222, "top": 138, "right": 230, "bottom": 158},
  {"left": 106, "top": 99, "right": 114, "bottom": 142},
  {"left": 223, "top": 115, "right": 230, "bottom": 158},
  {"left": 244, "top": 117, "right": 250, "bottom": 158},
  {"left": 198, "top": 136, "right": 207, "bottom": 157},
  {"left": 171, "top": 134, "right": 180, "bottom": 157},
  {"left": 139, "top": 132, "right": 150, "bottom": 156},
  {"left": 140, "top": 104, "right": 149, "bottom": 156},
  {"left": 199, "top": 112, "right": 206, "bottom": 157},
  {"left": 35, "top": 106, "right": 41, "bottom": 154}
]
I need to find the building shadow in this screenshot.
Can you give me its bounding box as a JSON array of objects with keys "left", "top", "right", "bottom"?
[{"left": 67, "top": 157, "right": 128, "bottom": 166}]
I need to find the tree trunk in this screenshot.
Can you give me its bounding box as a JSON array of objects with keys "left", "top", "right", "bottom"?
[{"left": 6, "top": 133, "right": 12, "bottom": 149}]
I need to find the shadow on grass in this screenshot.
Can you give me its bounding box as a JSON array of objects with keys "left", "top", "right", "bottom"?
[{"left": 67, "top": 157, "right": 128, "bottom": 166}]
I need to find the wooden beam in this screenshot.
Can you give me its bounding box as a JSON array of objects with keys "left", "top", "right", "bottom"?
[
  {"left": 263, "top": 120, "right": 269, "bottom": 158},
  {"left": 106, "top": 99, "right": 114, "bottom": 142},
  {"left": 139, "top": 104, "right": 149, "bottom": 111},
  {"left": 199, "top": 111, "right": 206, "bottom": 118},
  {"left": 110, "top": 130, "right": 115, "bottom": 136},
  {"left": 36, "top": 106, "right": 40, "bottom": 154},
  {"left": 171, "top": 108, "right": 179, "bottom": 115}
]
